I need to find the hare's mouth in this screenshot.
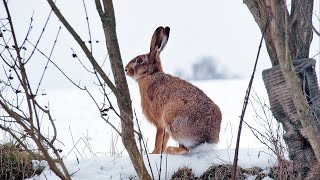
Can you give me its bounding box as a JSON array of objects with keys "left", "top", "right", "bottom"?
[
  {"left": 125, "top": 66, "right": 148, "bottom": 81},
  {"left": 132, "top": 70, "right": 149, "bottom": 81}
]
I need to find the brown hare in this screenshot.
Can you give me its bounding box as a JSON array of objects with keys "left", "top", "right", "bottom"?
[{"left": 125, "top": 26, "right": 222, "bottom": 155}]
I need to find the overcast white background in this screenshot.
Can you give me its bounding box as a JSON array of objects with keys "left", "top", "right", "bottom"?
[{"left": 0, "top": 0, "right": 319, "bottom": 89}]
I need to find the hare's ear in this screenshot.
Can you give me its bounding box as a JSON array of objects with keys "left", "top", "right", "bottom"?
[{"left": 150, "top": 26, "right": 170, "bottom": 53}]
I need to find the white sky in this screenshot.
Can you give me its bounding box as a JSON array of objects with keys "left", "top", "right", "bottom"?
[{"left": 0, "top": 0, "right": 319, "bottom": 89}]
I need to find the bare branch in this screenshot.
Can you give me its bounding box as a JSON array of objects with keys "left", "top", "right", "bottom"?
[
  {"left": 231, "top": 17, "right": 270, "bottom": 180},
  {"left": 3, "top": 0, "right": 34, "bottom": 128},
  {"left": 24, "top": 6, "right": 53, "bottom": 64},
  {"left": 84, "top": 87, "right": 122, "bottom": 136},
  {"left": 70, "top": 48, "right": 95, "bottom": 74},
  {"left": 1, "top": 2, "right": 71, "bottom": 179},
  {"left": 35, "top": 27, "right": 62, "bottom": 95},
  {"left": 26, "top": 39, "right": 86, "bottom": 90},
  {"left": 82, "top": 0, "right": 93, "bottom": 53},
  {"left": 46, "top": 0, "right": 119, "bottom": 97}
]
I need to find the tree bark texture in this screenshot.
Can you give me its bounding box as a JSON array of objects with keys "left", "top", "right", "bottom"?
[
  {"left": 244, "top": 0, "right": 320, "bottom": 179},
  {"left": 47, "top": 0, "right": 151, "bottom": 179},
  {"left": 95, "top": 1, "right": 151, "bottom": 179}
]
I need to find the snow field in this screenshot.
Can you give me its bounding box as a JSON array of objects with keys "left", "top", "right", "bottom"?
[{"left": 29, "top": 79, "right": 279, "bottom": 179}]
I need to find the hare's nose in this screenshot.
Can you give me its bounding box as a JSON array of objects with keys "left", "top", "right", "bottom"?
[{"left": 125, "top": 67, "right": 133, "bottom": 75}]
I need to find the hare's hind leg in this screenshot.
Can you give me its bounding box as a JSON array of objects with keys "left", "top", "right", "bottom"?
[{"left": 164, "top": 144, "right": 189, "bottom": 155}]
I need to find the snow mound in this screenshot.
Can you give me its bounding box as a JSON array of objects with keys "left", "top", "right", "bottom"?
[{"left": 32, "top": 144, "right": 276, "bottom": 180}]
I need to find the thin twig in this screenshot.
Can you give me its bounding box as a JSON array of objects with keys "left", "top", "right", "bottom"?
[
  {"left": 158, "top": 128, "right": 166, "bottom": 180},
  {"left": 91, "top": 68, "right": 141, "bottom": 135},
  {"left": 82, "top": 0, "right": 93, "bottom": 53},
  {"left": 231, "top": 17, "right": 270, "bottom": 180},
  {"left": 84, "top": 86, "right": 122, "bottom": 136},
  {"left": 2, "top": 2, "right": 71, "bottom": 178},
  {"left": 25, "top": 0, "right": 55, "bottom": 64},
  {"left": 134, "top": 109, "right": 155, "bottom": 180},
  {"left": 19, "top": 12, "right": 34, "bottom": 53},
  {"left": 36, "top": 26, "right": 61, "bottom": 95},
  {"left": 46, "top": 0, "right": 119, "bottom": 97},
  {"left": 26, "top": 39, "right": 86, "bottom": 90},
  {"left": 70, "top": 48, "right": 95, "bottom": 73},
  {"left": 3, "top": 0, "right": 35, "bottom": 138}
]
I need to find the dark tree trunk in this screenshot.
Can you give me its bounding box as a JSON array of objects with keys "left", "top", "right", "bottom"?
[
  {"left": 47, "top": 0, "right": 151, "bottom": 179},
  {"left": 263, "top": 59, "right": 320, "bottom": 179},
  {"left": 289, "top": 0, "right": 314, "bottom": 60},
  {"left": 95, "top": 1, "right": 151, "bottom": 179},
  {"left": 244, "top": 0, "right": 320, "bottom": 179}
]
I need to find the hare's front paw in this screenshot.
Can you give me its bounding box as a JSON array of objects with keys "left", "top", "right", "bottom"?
[
  {"left": 150, "top": 149, "right": 161, "bottom": 154},
  {"left": 164, "top": 146, "right": 189, "bottom": 155}
]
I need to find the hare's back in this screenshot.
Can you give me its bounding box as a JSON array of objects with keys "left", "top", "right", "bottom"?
[
  {"left": 170, "top": 94, "right": 221, "bottom": 148},
  {"left": 153, "top": 74, "right": 221, "bottom": 147},
  {"left": 150, "top": 73, "right": 218, "bottom": 108}
]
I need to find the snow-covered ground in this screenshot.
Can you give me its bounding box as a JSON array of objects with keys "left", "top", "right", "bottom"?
[
  {"left": 33, "top": 145, "right": 275, "bottom": 180},
  {"left": 28, "top": 79, "right": 279, "bottom": 179}
]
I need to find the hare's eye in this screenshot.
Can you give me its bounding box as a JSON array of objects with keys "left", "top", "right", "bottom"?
[{"left": 136, "top": 58, "right": 143, "bottom": 64}]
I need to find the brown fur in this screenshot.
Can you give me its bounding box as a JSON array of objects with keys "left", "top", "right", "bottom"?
[{"left": 125, "top": 26, "right": 222, "bottom": 154}]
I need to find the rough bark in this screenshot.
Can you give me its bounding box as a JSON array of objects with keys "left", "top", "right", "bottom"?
[
  {"left": 244, "top": 0, "right": 280, "bottom": 66},
  {"left": 95, "top": 1, "right": 151, "bottom": 179},
  {"left": 289, "top": 0, "right": 314, "bottom": 60},
  {"left": 263, "top": 59, "right": 320, "bottom": 179},
  {"left": 244, "top": 0, "right": 320, "bottom": 178}
]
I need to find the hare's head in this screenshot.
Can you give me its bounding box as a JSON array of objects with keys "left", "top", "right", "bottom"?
[{"left": 125, "top": 26, "right": 170, "bottom": 80}]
